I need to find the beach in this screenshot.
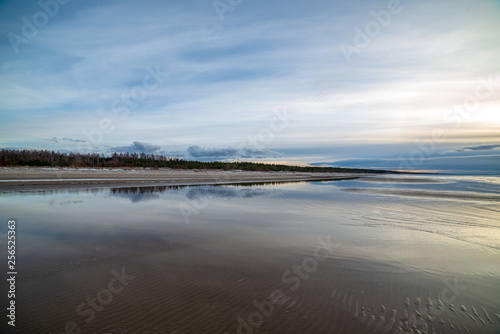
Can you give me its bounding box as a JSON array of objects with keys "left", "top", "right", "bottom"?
[
  {"left": 1, "top": 0, "right": 498, "bottom": 332},
  {"left": 0, "top": 173, "right": 499, "bottom": 333},
  {"left": 0, "top": 167, "right": 368, "bottom": 191}
]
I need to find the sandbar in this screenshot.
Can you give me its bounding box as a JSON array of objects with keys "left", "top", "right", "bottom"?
[{"left": 0, "top": 167, "right": 369, "bottom": 192}]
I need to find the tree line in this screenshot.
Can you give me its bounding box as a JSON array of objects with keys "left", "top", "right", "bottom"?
[{"left": 0, "top": 149, "right": 389, "bottom": 174}]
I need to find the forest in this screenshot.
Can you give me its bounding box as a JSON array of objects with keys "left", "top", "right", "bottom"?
[{"left": 0, "top": 149, "right": 390, "bottom": 174}]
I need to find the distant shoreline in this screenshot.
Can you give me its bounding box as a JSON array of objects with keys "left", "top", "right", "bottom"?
[{"left": 0, "top": 167, "right": 370, "bottom": 192}]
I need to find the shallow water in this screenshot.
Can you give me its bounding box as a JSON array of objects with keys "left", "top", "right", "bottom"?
[{"left": 0, "top": 175, "right": 499, "bottom": 333}]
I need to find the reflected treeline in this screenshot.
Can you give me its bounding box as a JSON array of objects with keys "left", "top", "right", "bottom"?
[
  {"left": 222, "top": 180, "right": 311, "bottom": 187},
  {"left": 108, "top": 180, "right": 310, "bottom": 196},
  {"left": 108, "top": 182, "right": 286, "bottom": 203},
  {"left": 109, "top": 185, "right": 186, "bottom": 203},
  {"left": 186, "top": 187, "right": 273, "bottom": 200},
  {"left": 0, "top": 188, "right": 105, "bottom": 197},
  {"left": 49, "top": 199, "right": 85, "bottom": 206},
  {"left": 110, "top": 192, "right": 160, "bottom": 203},
  {"left": 0, "top": 179, "right": 312, "bottom": 200},
  {"left": 110, "top": 185, "right": 187, "bottom": 195}
]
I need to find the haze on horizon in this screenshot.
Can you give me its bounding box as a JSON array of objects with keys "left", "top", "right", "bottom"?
[{"left": 1, "top": 0, "right": 499, "bottom": 174}]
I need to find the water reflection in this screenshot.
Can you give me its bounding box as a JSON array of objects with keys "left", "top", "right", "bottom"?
[
  {"left": 49, "top": 199, "right": 85, "bottom": 206},
  {"left": 0, "top": 187, "right": 105, "bottom": 197},
  {"left": 186, "top": 187, "right": 274, "bottom": 200},
  {"left": 109, "top": 185, "right": 183, "bottom": 203},
  {"left": 342, "top": 187, "right": 500, "bottom": 202},
  {"left": 108, "top": 182, "right": 287, "bottom": 203},
  {"left": 110, "top": 185, "right": 187, "bottom": 195}
]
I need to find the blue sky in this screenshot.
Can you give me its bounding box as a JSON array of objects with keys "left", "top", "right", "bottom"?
[{"left": 1, "top": 0, "right": 499, "bottom": 173}]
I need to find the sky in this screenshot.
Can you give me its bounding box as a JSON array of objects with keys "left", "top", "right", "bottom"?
[{"left": 1, "top": 0, "right": 499, "bottom": 174}]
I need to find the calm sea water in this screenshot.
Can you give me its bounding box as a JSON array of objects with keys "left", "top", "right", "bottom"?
[{"left": 0, "top": 174, "right": 499, "bottom": 333}]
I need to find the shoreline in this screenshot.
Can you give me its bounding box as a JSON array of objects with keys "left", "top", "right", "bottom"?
[{"left": 0, "top": 167, "right": 368, "bottom": 192}]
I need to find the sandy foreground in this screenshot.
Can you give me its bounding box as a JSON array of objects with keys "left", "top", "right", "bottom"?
[
  {"left": 0, "top": 167, "right": 368, "bottom": 191},
  {"left": 2, "top": 168, "right": 499, "bottom": 333}
]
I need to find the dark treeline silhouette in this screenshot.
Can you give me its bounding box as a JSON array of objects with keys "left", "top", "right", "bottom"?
[{"left": 0, "top": 149, "right": 390, "bottom": 174}]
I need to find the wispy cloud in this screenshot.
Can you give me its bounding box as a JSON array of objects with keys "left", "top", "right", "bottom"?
[
  {"left": 458, "top": 144, "right": 500, "bottom": 152},
  {"left": 49, "top": 137, "right": 86, "bottom": 143}
]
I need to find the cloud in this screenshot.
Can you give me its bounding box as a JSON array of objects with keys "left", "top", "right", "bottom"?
[
  {"left": 110, "top": 141, "right": 161, "bottom": 153},
  {"left": 158, "top": 150, "right": 188, "bottom": 158},
  {"left": 458, "top": 144, "right": 500, "bottom": 152},
  {"left": 1, "top": 0, "right": 499, "bottom": 173},
  {"left": 111, "top": 192, "right": 160, "bottom": 203},
  {"left": 49, "top": 137, "right": 86, "bottom": 143},
  {"left": 186, "top": 145, "right": 283, "bottom": 160},
  {"left": 187, "top": 145, "right": 238, "bottom": 159},
  {"left": 241, "top": 147, "right": 283, "bottom": 159}
]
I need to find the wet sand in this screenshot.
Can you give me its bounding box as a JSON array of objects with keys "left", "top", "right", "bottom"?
[
  {"left": 0, "top": 167, "right": 367, "bottom": 191},
  {"left": 12, "top": 225, "right": 500, "bottom": 334},
  {"left": 1, "top": 174, "right": 499, "bottom": 333},
  {"left": 342, "top": 187, "right": 500, "bottom": 202},
  {"left": 356, "top": 176, "right": 444, "bottom": 183}
]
